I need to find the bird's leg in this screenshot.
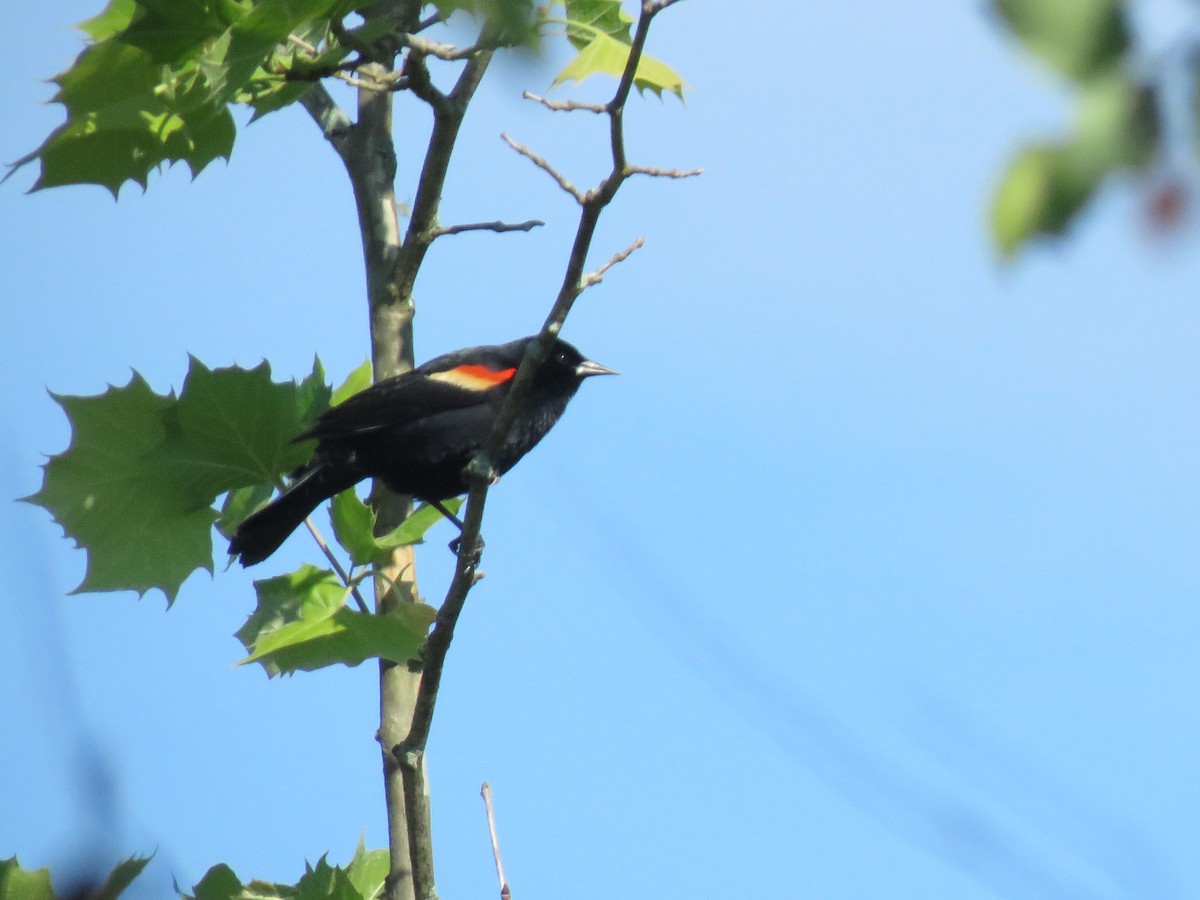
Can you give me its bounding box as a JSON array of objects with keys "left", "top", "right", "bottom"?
[
  {"left": 430, "top": 499, "right": 465, "bottom": 531},
  {"left": 431, "top": 499, "right": 485, "bottom": 557}
]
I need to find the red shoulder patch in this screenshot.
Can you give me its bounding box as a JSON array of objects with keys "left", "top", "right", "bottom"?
[{"left": 429, "top": 364, "right": 517, "bottom": 392}]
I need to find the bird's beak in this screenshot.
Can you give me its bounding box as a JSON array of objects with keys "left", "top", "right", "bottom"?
[{"left": 576, "top": 359, "right": 618, "bottom": 378}]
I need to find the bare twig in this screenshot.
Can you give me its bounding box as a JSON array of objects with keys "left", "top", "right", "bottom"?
[
  {"left": 333, "top": 72, "right": 409, "bottom": 92},
  {"left": 500, "top": 133, "right": 584, "bottom": 202},
  {"left": 627, "top": 164, "right": 704, "bottom": 179},
  {"left": 302, "top": 516, "right": 370, "bottom": 613},
  {"left": 415, "top": 10, "right": 445, "bottom": 32},
  {"left": 430, "top": 219, "right": 544, "bottom": 239},
  {"left": 481, "top": 783, "right": 511, "bottom": 900},
  {"left": 581, "top": 236, "right": 644, "bottom": 289},
  {"left": 522, "top": 91, "right": 605, "bottom": 114},
  {"left": 399, "top": 32, "right": 484, "bottom": 61}
]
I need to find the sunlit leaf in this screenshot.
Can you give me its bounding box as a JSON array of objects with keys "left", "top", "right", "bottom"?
[
  {"left": 0, "top": 857, "right": 55, "bottom": 900},
  {"left": 236, "top": 565, "right": 435, "bottom": 675},
  {"left": 552, "top": 30, "right": 685, "bottom": 98}
]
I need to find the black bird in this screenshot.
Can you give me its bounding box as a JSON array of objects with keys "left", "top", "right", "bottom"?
[{"left": 229, "top": 336, "right": 615, "bottom": 565}]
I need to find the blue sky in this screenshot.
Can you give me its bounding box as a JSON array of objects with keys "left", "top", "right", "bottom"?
[{"left": 3, "top": 2, "right": 1199, "bottom": 898}]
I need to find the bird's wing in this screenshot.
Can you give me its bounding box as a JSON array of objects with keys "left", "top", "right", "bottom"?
[{"left": 297, "top": 360, "right": 517, "bottom": 442}]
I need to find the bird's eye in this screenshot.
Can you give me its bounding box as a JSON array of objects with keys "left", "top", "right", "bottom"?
[{"left": 556, "top": 350, "right": 569, "bottom": 364}]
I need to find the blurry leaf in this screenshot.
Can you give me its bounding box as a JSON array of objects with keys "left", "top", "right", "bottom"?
[
  {"left": 552, "top": 29, "right": 685, "bottom": 98},
  {"left": 990, "top": 142, "right": 1098, "bottom": 257},
  {"left": 92, "top": 854, "right": 154, "bottom": 900},
  {"left": 375, "top": 499, "right": 462, "bottom": 555},
  {"left": 237, "top": 565, "right": 435, "bottom": 675},
  {"left": 187, "top": 864, "right": 243, "bottom": 900},
  {"left": 434, "top": 0, "right": 538, "bottom": 44},
  {"left": 0, "top": 857, "right": 55, "bottom": 900},
  {"left": 331, "top": 359, "right": 373, "bottom": 406},
  {"left": 992, "top": 0, "right": 1128, "bottom": 81},
  {"left": 991, "top": 74, "right": 1158, "bottom": 257},
  {"left": 1075, "top": 75, "right": 1157, "bottom": 169}
]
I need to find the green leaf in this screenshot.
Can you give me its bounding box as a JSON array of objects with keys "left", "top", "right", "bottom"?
[
  {"left": 329, "top": 490, "right": 378, "bottom": 567},
  {"left": 990, "top": 74, "right": 1157, "bottom": 257},
  {"left": 991, "top": 0, "right": 1129, "bottom": 81},
  {"left": 331, "top": 359, "right": 373, "bottom": 406},
  {"left": 28, "top": 359, "right": 332, "bottom": 601},
  {"left": 990, "top": 142, "right": 1098, "bottom": 257},
  {"left": 295, "top": 855, "right": 365, "bottom": 900},
  {"left": 552, "top": 30, "right": 686, "bottom": 98},
  {"left": 26, "top": 376, "right": 217, "bottom": 602},
  {"left": 189, "top": 863, "right": 243, "bottom": 900},
  {"left": 0, "top": 857, "right": 55, "bottom": 900},
  {"left": 217, "top": 482, "right": 275, "bottom": 539},
  {"left": 435, "top": 0, "right": 538, "bottom": 44},
  {"left": 9, "top": 34, "right": 239, "bottom": 195},
  {"left": 9, "top": 0, "right": 356, "bottom": 192},
  {"left": 160, "top": 356, "right": 330, "bottom": 500},
  {"left": 1074, "top": 74, "right": 1157, "bottom": 170},
  {"left": 375, "top": 500, "right": 463, "bottom": 555},
  {"left": 119, "top": 0, "right": 230, "bottom": 64},
  {"left": 92, "top": 854, "right": 154, "bottom": 900},
  {"left": 345, "top": 840, "right": 388, "bottom": 900},
  {"left": 225, "top": 0, "right": 348, "bottom": 93},
  {"left": 562, "top": 0, "right": 631, "bottom": 49},
  {"left": 332, "top": 490, "right": 462, "bottom": 565},
  {"left": 236, "top": 565, "right": 435, "bottom": 675},
  {"left": 81, "top": 0, "right": 138, "bottom": 41}
]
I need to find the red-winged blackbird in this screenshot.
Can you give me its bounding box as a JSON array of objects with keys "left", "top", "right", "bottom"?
[{"left": 229, "top": 336, "right": 615, "bottom": 565}]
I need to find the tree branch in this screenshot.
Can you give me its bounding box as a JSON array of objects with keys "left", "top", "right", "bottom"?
[
  {"left": 522, "top": 91, "right": 605, "bottom": 114},
  {"left": 427, "top": 219, "right": 544, "bottom": 239},
  {"left": 627, "top": 163, "right": 704, "bottom": 179},
  {"left": 396, "top": 0, "right": 689, "bottom": 803},
  {"left": 500, "top": 133, "right": 584, "bottom": 202},
  {"left": 298, "top": 84, "right": 352, "bottom": 159},
  {"left": 481, "top": 783, "right": 511, "bottom": 900},
  {"left": 301, "top": 517, "right": 370, "bottom": 613},
  {"left": 580, "top": 236, "right": 644, "bottom": 289}
]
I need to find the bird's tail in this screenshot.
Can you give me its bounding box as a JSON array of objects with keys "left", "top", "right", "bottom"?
[{"left": 229, "top": 463, "right": 355, "bottom": 566}]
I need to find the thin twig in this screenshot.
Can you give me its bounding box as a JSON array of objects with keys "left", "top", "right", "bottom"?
[
  {"left": 481, "top": 783, "right": 511, "bottom": 900},
  {"left": 522, "top": 91, "right": 605, "bottom": 114},
  {"left": 430, "top": 219, "right": 544, "bottom": 239},
  {"left": 626, "top": 164, "right": 704, "bottom": 179},
  {"left": 337, "top": 72, "right": 410, "bottom": 92},
  {"left": 399, "top": 32, "right": 484, "bottom": 61},
  {"left": 581, "top": 237, "right": 644, "bottom": 289},
  {"left": 302, "top": 517, "right": 370, "bottom": 612},
  {"left": 415, "top": 10, "right": 445, "bottom": 32},
  {"left": 500, "top": 133, "right": 584, "bottom": 202}
]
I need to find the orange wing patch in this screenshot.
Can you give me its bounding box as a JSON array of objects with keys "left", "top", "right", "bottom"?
[{"left": 429, "top": 364, "right": 517, "bottom": 392}]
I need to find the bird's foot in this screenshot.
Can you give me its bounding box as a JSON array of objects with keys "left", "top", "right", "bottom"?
[{"left": 449, "top": 533, "right": 485, "bottom": 561}]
